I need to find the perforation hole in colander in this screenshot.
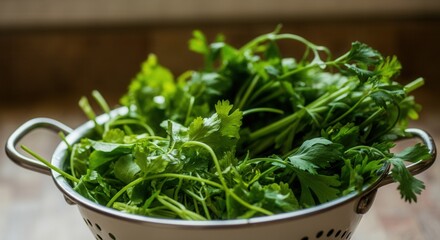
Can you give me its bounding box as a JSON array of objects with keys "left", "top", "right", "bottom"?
[
  {"left": 84, "top": 218, "right": 117, "bottom": 240},
  {"left": 300, "top": 228, "right": 352, "bottom": 240}
]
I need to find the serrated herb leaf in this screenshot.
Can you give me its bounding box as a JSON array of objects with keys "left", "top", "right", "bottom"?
[{"left": 48, "top": 28, "right": 432, "bottom": 221}]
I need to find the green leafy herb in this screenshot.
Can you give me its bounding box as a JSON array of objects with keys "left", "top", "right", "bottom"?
[{"left": 22, "top": 28, "right": 432, "bottom": 220}]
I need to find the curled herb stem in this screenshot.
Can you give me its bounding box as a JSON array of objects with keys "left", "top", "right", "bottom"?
[{"left": 345, "top": 145, "right": 388, "bottom": 159}]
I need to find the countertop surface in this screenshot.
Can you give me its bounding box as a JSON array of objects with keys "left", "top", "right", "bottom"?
[{"left": 0, "top": 87, "right": 439, "bottom": 240}]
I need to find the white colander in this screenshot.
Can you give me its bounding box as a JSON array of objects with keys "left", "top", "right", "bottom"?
[{"left": 6, "top": 108, "right": 436, "bottom": 240}]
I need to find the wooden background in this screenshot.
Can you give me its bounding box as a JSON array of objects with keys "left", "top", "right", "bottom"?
[{"left": 1, "top": 1, "right": 440, "bottom": 239}]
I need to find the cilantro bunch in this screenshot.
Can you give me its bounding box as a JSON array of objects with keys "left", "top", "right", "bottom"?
[{"left": 36, "top": 28, "right": 432, "bottom": 220}]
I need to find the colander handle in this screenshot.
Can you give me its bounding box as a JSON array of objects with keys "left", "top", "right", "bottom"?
[
  {"left": 378, "top": 128, "right": 437, "bottom": 187},
  {"left": 5, "top": 117, "right": 73, "bottom": 175}
]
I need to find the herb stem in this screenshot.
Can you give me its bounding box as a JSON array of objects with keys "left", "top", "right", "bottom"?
[
  {"left": 404, "top": 77, "right": 424, "bottom": 94},
  {"left": 174, "top": 178, "right": 183, "bottom": 200},
  {"left": 21, "top": 145, "right": 79, "bottom": 183},
  {"left": 145, "top": 173, "right": 224, "bottom": 189},
  {"left": 183, "top": 141, "right": 273, "bottom": 216},
  {"left": 249, "top": 110, "right": 303, "bottom": 141},
  {"left": 359, "top": 108, "right": 384, "bottom": 129},
  {"left": 58, "top": 132, "right": 72, "bottom": 151},
  {"left": 327, "top": 91, "right": 370, "bottom": 126},
  {"left": 345, "top": 145, "right": 388, "bottom": 158},
  {"left": 92, "top": 90, "right": 111, "bottom": 115},
  {"left": 79, "top": 96, "right": 103, "bottom": 135},
  {"left": 157, "top": 195, "right": 206, "bottom": 220},
  {"left": 185, "top": 96, "right": 195, "bottom": 126},
  {"left": 280, "top": 63, "right": 319, "bottom": 79},
  {"left": 183, "top": 141, "right": 228, "bottom": 187},
  {"left": 184, "top": 188, "right": 211, "bottom": 220},
  {"left": 249, "top": 85, "right": 351, "bottom": 141},
  {"left": 69, "top": 145, "right": 79, "bottom": 180},
  {"left": 237, "top": 75, "right": 260, "bottom": 110},
  {"left": 107, "top": 172, "right": 226, "bottom": 211},
  {"left": 248, "top": 81, "right": 278, "bottom": 104},
  {"left": 106, "top": 177, "right": 146, "bottom": 207},
  {"left": 242, "top": 108, "right": 284, "bottom": 116},
  {"left": 108, "top": 118, "right": 155, "bottom": 137}
]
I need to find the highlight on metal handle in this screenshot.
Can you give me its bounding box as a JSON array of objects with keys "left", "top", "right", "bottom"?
[
  {"left": 378, "top": 128, "right": 437, "bottom": 187},
  {"left": 5, "top": 117, "right": 73, "bottom": 175}
]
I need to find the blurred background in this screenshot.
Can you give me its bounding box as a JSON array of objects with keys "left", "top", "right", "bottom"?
[{"left": 1, "top": 0, "right": 439, "bottom": 239}]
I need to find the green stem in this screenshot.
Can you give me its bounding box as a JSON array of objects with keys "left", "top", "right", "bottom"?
[
  {"left": 240, "top": 157, "right": 295, "bottom": 185},
  {"left": 201, "top": 185, "right": 213, "bottom": 220},
  {"left": 345, "top": 145, "right": 388, "bottom": 159},
  {"left": 108, "top": 172, "right": 227, "bottom": 210},
  {"left": 184, "top": 188, "right": 211, "bottom": 220},
  {"left": 249, "top": 110, "right": 304, "bottom": 141},
  {"left": 308, "top": 85, "right": 351, "bottom": 109},
  {"left": 280, "top": 63, "right": 320, "bottom": 79},
  {"left": 174, "top": 178, "right": 183, "bottom": 200},
  {"left": 106, "top": 177, "right": 145, "bottom": 207},
  {"left": 21, "top": 145, "right": 79, "bottom": 183},
  {"left": 185, "top": 96, "right": 195, "bottom": 126},
  {"left": 191, "top": 195, "right": 201, "bottom": 216},
  {"left": 404, "top": 77, "right": 424, "bottom": 94},
  {"left": 182, "top": 141, "right": 273, "bottom": 216},
  {"left": 328, "top": 51, "right": 351, "bottom": 65},
  {"left": 157, "top": 195, "right": 206, "bottom": 220},
  {"left": 249, "top": 165, "right": 279, "bottom": 185},
  {"left": 92, "top": 90, "right": 111, "bottom": 114},
  {"left": 237, "top": 75, "right": 260, "bottom": 110},
  {"left": 248, "top": 81, "right": 279, "bottom": 104},
  {"left": 249, "top": 85, "right": 351, "bottom": 141},
  {"left": 146, "top": 173, "right": 224, "bottom": 189},
  {"left": 79, "top": 96, "right": 103, "bottom": 135},
  {"left": 108, "top": 118, "right": 155, "bottom": 136},
  {"left": 359, "top": 108, "right": 384, "bottom": 129},
  {"left": 251, "top": 88, "right": 284, "bottom": 107},
  {"left": 327, "top": 91, "right": 370, "bottom": 126},
  {"left": 240, "top": 33, "right": 321, "bottom": 56},
  {"left": 242, "top": 157, "right": 289, "bottom": 166},
  {"left": 58, "top": 132, "right": 72, "bottom": 151},
  {"left": 242, "top": 108, "right": 284, "bottom": 116},
  {"left": 183, "top": 141, "right": 228, "bottom": 187},
  {"left": 70, "top": 145, "right": 79, "bottom": 180}
]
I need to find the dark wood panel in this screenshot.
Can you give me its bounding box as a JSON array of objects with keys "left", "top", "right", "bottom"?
[{"left": 1, "top": 20, "right": 439, "bottom": 107}]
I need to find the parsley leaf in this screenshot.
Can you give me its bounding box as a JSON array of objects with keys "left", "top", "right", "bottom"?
[
  {"left": 388, "top": 144, "right": 431, "bottom": 202},
  {"left": 44, "top": 28, "right": 432, "bottom": 221}
]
